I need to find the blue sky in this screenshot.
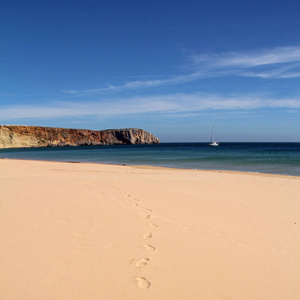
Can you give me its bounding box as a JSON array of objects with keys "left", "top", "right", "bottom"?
[{"left": 1, "top": 0, "right": 300, "bottom": 142}]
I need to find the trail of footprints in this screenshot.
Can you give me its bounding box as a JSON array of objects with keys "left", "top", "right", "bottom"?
[{"left": 122, "top": 190, "right": 158, "bottom": 289}]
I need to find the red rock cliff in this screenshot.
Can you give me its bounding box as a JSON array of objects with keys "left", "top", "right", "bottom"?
[{"left": 0, "top": 126, "right": 160, "bottom": 149}]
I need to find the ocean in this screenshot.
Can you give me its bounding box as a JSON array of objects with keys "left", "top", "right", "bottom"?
[{"left": 1, "top": 143, "right": 300, "bottom": 176}]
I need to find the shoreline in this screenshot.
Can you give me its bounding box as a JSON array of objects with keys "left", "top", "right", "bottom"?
[
  {"left": 1, "top": 141, "right": 299, "bottom": 177},
  {"left": 1, "top": 157, "right": 299, "bottom": 179},
  {"left": 1, "top": 159, "right": 300, "bottom": 299}
]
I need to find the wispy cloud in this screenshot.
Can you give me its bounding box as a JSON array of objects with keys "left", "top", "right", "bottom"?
[
  {"left": 192, "top": 46, "right": 300, "bottom": 78},
  {"left": 1, "top": 93, "right": 299, "bottom": 121},
  {"left": 193, "top": 47, "right": 300, "bottom": 67},
  {"left": 62, "top": 46, "right": 300, "bottom": 97},
  {"left": 63, "top": 72, "right": 202, "bottom": 96}
]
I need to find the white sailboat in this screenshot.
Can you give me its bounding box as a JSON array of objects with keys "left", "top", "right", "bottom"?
[{"left": 209, "top": 125, "right": 219, "bottom": 146}]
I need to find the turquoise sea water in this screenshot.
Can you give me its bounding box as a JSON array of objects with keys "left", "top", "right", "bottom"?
[{"left": 1, "top": 143, "right": 300, "bottom": 176}]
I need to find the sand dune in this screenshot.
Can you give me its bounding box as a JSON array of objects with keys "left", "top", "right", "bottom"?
[{"left": 1, "top": 159, "right": 299, "bottom": 299}]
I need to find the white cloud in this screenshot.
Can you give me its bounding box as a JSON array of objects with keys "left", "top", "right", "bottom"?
[
  {"left": 62, "top": 46, "right": 300, "bottom": 98},
  {"left": 1, "top": 93, "right": 299, "bottom": 121},
  {"left": 192, "top": 46, "right": 300, "bottom": 78},
  {"left": 63, "top": 72, "right": 202, "bottom": 96},
  {"left": 193, "top": 47, "right": 300, "bottom": 67}
]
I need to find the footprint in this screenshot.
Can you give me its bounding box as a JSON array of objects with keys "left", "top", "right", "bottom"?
[
  {"left": 132, "top": 203, "right": 139, "bottom": 207},
  {"left": 144, "top": 244, "right": 156, "bottom": 252},
  {"left": 143, "top": 233, "right": 152, "bottom": 240},
  {"left": 149, "top": 223, "right": 158, "bottom": 228},
  {"left": 143, "top": 214, "right": 151, "bottom": 219},
  {"left": 140, "top": 207, "right": 153, "bottom": 213},
  {"left": 136, "top": 258, "right": 150, "bottom": 268},
  {"left": 136, "top": 277, "right": 151, "bottom": 288}
]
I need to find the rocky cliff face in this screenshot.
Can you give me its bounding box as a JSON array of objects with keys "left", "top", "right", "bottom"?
[{"left": 0, "top": 126, "right": 160, "bottom": 149}]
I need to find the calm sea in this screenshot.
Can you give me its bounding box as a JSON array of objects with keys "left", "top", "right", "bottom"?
[{"left": 1, "top": 143, "right": 300, "bottom": 176}]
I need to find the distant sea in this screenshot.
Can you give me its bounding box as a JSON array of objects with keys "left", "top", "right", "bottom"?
[{"left": 1, "top": 143, "right": 300, "bottom": 176}]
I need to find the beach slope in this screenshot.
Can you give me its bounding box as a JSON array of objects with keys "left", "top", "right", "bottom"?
[{"left": 1, "top": 159, "right": 299, "bottom": 299}]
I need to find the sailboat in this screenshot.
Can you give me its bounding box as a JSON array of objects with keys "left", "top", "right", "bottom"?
[{"left": 209, "top": 125, "right": 219, "bottom": 146}]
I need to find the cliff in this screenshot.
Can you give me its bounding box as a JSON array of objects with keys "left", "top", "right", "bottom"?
[{"left": 0, "top": 125, "right": 160, "bottom": 149}]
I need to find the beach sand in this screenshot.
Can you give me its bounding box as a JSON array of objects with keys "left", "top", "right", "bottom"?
[{"left": 1, "top": 159, "right": 300, "bottom": 299}]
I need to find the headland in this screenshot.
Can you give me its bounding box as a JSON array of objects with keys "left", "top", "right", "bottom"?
[{"left": 0, "top": 125, "right": 160, "bottom": 149}]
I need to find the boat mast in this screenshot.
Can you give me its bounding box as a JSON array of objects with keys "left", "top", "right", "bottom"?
[
  {"left": 209, "top": 125, "right": 219, "bottom": 146},
  {"left": 212, "top": 125, "right": 215, "bottom": 142}
]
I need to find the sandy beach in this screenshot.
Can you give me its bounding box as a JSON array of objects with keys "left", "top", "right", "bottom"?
[{"left": 1, "top": 159, "right": 299, "bottom": 299}]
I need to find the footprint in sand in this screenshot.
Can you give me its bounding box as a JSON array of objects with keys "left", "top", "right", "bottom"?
[
  {"left": 143, "top": 233, "right": 152, "bottom": 240},
  {"left": 137, "top": 277, "right": 151, "bottom": 288},
  {"left": 149, "top": 223, "right": 158, "bottom": 228},
  {"left": 136, "top": 258, "right": 150, "bottom": 268},
  {"left": 144, "top": 244, "right": 156, "bottom": 252},
  {"left": 140, "top": 207, "right": 153, "bottom": 213},
  {"left": 129, "top": 258, "right": 136, "bottom": 264},
  {"left": 143, "top": 214, "right": 151, "bottom": 219}
]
